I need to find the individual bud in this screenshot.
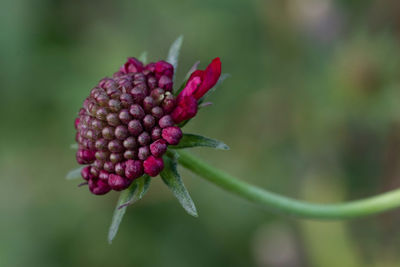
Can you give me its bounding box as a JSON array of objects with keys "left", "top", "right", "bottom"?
[
  {"left": 91, "top": 119, "right": 105, "bottom": 131},
  {"left": 143, "top": 114, "right": 155, "bottom": 130},
  {"left": 162, "top": 92, "right": 176, "bottom": 113},
  {"left": 138, "top": 146, "right": 150, "bottom": 160},
  {"left": 115, "top": 162, "right": 126, "bottom": 176},
  {"left": 77, "top": 149, "right": 96, "bottom": 164},
  {"left": 123, "top": 150, "right": 136, "bottom": 159},
  {"left": 85, "top": 129, "right": 95, "bottom": 140},
  {"left": 102, "top": 126, "right": 115, "bottom": 140},
  {"left": 108, "top": 139, "right": 124, "bottom": 153},
  {"left": 107, "top": 87, "right": 121, "bottom": 99},
  {"left": 134, "top": 73, "right": 146, "bottom": 81},
  {"left": 88, "top": 102, "right": 98, "bottom": 116},
  {"left": 96, "top": 93, "right": 109, "bottom": 107},
  {"left": 90, "top": 166, "right": 99, "bottom": 177},
  {"left": 106, "top": 113, "right": 120, "bottom": 127},
  {"left": 89, "top": 179, "right": 111, "bottom": 195},
  {"left": 155, "top": 61, "right": 174, "bottom": 78},
  {"left": 151, "top": 106, "right": 164, "bottom": 119},
  {"left": 110, "top": 153, "right": 123, "bottom": 163},
  {"left": 115, "top": 125, "right": 129, "bottom": 140},
  {"left": 151, "top": 127, "right": 162, "bottom": 141},
  {"left": 103, "top": 161, "right": 115, "bottom": 173},
  {"left": 150, "top": 139, "right": 167, "bottom": 157},
  {"left": 138, "top": 132, "right": 151, "bottom": 146},
  {"left": 95, "top": 107, "right": 108, "bottom": 121},
  {"left": 90, "top": 87, "right": 103, "bottom": 99},
  {"left": 158, "top": 75, "right": 173, "bottom": 91},
  {"left": 143, "top": 96, "right": 155, "bottom": 112},
  {"left": 99, "top": 170, "right": 109, "bottom": 181},
  {"left": 128, "top": 120, "right": 143, "bottom": 136},
  {"left": 81, "top": 166, "right": 92, "bottom": 181},
  {"left": 129, "top": 104, "right": 145, "bottom": 119},
  {"left": 95, "top": 150, "right": 109, "bottom": 161},
  {"left": 143, "top": 156, "right": 164, "bottom": 177},
  {"left": 120, "top": 93, "right": 133, "bottom": 107},
  {"left": 150, "top": 88, "right": 165, "bottom": 105},
  {"left": 147, "top": 76, "right": 157, "bottom": 89},
  {"left": 108, "top": 174, "right": 129, "bottom": 191},
  {"left": 162, "top": 126, "right": 183, "bottom": 145},
  {"left": 123, "top": 136, "right": 137, "bottom": 149},
  {"left": 125, "top": 160, "right": 144, "bottom": 180},
  {"left": 159, "top": 115, "right": 174, "bottom": 128},
  {"left": 93, "top": 159, "right": 104, "bottom": 170},
  {"left": 108, "top": 99, "right": 122, "bottom": 112},
  {"left": 95, "top": 138, "right": 108, "bottom": 152},
  {"left": 118, "top": 109, "right": 132, "bottom": 124},
  {"left": 118, "top": 79, "right": 133, "bottom": 93},
  {"left": 130, "top": 86, "right": 146, "bottom": 103}
]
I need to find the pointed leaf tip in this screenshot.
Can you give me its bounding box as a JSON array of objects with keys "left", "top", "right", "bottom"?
[
  {"left": 171, "top": 134, "right": 230, "bottom": 150},
  {"left": 167, "top": 35, "right": 184, "bottom": 77},
  {"left": 161, "top": 156, "right": 198, "bottom": 217},
  {"left": 66, "top": 166, "right": 84, "bottom": 180},
  {"left": 139, "top": 51, "right": 148, "bottom": 64},
  {"left": 108, "top": 175, "right": 151, "bottom": 244}
]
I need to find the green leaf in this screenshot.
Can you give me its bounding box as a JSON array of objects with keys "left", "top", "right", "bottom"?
[
  {"left": 66, "top": 166, "right": 84, "bottom": 180},
  {"left": 161, "top": 156, "right": 198, "bottom": 217},
  {"left": 139, "top": 51, "right": 148, "bottom": 64},
  {"left": 108, "top": 175, "right": 151, "bottom": 244},
  {"left": 70, "top": 143, "right": 78, "bottom": 150},
  {"left": 167, "top": 35, "right": 183, "bottom": 79},
  {"left": 171, "top": 134, "right": 229, "bottom": 150}
]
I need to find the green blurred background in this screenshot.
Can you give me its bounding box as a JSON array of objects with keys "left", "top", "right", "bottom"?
[{"left": 2, "top": 0, "right": 400, "bottom": 266}]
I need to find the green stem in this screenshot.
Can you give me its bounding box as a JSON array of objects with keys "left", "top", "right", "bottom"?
[{"left": 175, "top": 150, "right": 400, "bottom": 220}]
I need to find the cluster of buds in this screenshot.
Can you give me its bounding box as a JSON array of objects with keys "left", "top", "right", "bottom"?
[{"left": 74, "top": 56, "right": 221, "bottom": 195}]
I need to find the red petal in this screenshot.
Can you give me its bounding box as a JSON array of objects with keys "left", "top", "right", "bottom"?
[
  {"left": 193, "top": 57, "right": 221, "bottom": 99},
  {"left": 171, "top": 95, "right": 198, "bottom": 123}
]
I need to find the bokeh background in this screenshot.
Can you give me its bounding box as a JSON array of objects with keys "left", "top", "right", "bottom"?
[{"left": 2, "top": 0, "right": 400, "bottom": 266}]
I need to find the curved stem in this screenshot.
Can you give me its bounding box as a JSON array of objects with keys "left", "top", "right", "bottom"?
[{"left": 175, "top": 150, "right": 400, "bottom": 220}]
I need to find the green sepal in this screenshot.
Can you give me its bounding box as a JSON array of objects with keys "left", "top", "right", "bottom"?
[
  {"left": 139, "top": 51, "right": 148, "bottom": 64},
  {"left": 66, "top": 166, "right": 84, "bottom": 180},
  {"left": 160, "top": 155, "right": 198, "bottom": 217},
  {"left": 108, "top": 175, "right": 151, "bottom": 244},
  {"left": 170, "top": 134, "right": 229, "bottom": 150},
  {"left": 167, "top": 35, "right": 183, "bottom": 81}
]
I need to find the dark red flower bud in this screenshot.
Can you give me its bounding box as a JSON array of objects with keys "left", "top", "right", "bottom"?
[
  {"left": 81, "top": 166, "right": 92, "bottom": 181},
  {"left": 154, "top": 61, "right": 174, "bottom": 78},
  {"left": 159, "top": 115, "right": 174, "bottom": 128},
  {"left": 151, "top": 127, "right": 162, "bottom": 141},
  {"left": 125, "top": 160, "right": 144, "bottom": 180},
  {"left": 120, "top": 57, "right": 144, "bottom": 74},
  {"left": 143, "top": 156, "right": 164, "bottom": 177},
  {"left": 150, "top": 139, "right": 167, "bottom": 157},
  {"left": 162, "top": 126, "right": 183, "bottom": 145},
  {"left": 158, "top": 75, "right": 173, "bottom": 91},
  {"left": 108, "top": 174, "right": 129, "bottom": 191},
  {"left": 89, "top": 179, "right": 111, "bottom": 195}
]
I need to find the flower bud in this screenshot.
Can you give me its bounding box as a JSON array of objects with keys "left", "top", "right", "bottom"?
[
  {"left": 143, "top": 156, "right": 164, "bottom": 177},
  {"left": 162, "top": 126, "right": 183, "bottom": 145}
]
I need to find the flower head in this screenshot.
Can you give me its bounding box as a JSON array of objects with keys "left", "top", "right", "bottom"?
[
  {"left": 74, "top": 57, "right": 182, "bottom": 195},
  {"left": 74, "top": 55, "right": 221, "bottom": 195}
]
